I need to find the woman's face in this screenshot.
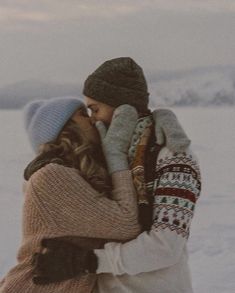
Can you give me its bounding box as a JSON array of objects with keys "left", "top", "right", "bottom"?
[{"left": 71, "top": 107, "right": 100, "bottom": 144}]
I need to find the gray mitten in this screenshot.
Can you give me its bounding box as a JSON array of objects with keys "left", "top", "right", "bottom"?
[
  {"left": 96, "top": 105, "right": 138, "bottom": 174},
  {"left": 153, "top": 109, "right": 191, "bottom": 153}
]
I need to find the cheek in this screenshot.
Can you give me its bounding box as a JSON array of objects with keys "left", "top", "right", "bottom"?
[{"left": 98, "top": 108, "right": 114, "bottom": 124}]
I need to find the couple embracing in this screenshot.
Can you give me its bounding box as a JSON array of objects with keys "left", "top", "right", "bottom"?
[{"left": 0, "top": 57, "right": 201, "bottom": 293}]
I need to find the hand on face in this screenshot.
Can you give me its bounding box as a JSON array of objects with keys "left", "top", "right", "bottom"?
[{"left": 94, "top": 105, "right": 138, "bottom": 174}]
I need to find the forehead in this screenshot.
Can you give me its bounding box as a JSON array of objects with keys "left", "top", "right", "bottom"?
[{"left": 85, "top": 97, "right": 100, "bottom": 108}]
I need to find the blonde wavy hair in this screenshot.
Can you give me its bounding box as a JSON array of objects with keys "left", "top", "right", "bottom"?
[{"left": 38, "top": 119, "right": 111, "bottom": 194}]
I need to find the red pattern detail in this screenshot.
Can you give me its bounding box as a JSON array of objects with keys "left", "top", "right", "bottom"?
[
  {"left": 153, "top": 222, "right": 189, "bottom": 238},
  {"left": 156, "top": 155, "right": 201, "bottom": 179},
  {"left": 153, "top": 203, "right": 193, "bottom": 238},
  {"left": 155, "top": 187, "right": 196, "bottom": 203},
  {"left": 156, "top": 164, "right": 199, "bottom": 180}
]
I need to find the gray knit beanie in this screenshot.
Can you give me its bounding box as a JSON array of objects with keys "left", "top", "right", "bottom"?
[
  {"left": 83, "top": 57, "right": 149, "bottom": 112},
  {"left": 23, "top": 97, "right": 85, "bottom": 153}
]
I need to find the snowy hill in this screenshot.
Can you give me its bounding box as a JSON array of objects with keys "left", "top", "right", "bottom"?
[
  {"left": 0, "top": 80, "right": 82, "bottom": 109},
  {"left": 0, "top": 66, "right": 234, "bottom": 109},
  {"left": 148, "top": 65, "right": 235, "bottom": 107}
]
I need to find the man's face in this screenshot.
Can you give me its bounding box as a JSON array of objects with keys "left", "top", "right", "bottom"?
[{"left": 85, "top": 96, "right": 115, "bottom": 125}]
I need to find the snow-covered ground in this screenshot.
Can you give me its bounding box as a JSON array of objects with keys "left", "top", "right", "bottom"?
[{"left": 0, "top": 108, "right": 234, "bottom": 292}]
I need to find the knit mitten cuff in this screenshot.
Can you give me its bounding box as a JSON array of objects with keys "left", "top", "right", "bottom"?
[{"left": 105, "top": 153, "right": 129, "bottom": 174}]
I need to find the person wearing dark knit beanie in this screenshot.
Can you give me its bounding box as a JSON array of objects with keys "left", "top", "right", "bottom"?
[
  {"left": 83, "top": 57, "right": 149, "bottom": 112},
  {"left": 83, "top": 56, "right": 191, "bottom": 153},
  {"left": 30, "top": 58, "right": 201, "bottom": 293}
]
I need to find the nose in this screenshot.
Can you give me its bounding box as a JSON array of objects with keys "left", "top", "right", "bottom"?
[{"left": 90, "top": 116, "right": 96, "bottom": 125}]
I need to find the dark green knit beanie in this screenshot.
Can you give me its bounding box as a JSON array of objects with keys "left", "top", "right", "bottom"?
[{"left": 83, "top": 57, "right": 149, "bottom": 112}]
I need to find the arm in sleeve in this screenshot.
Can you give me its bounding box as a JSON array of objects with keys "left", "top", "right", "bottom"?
[
  {"left": 0, "top": 277, "right": 6, "bottom": 287},
  {"left": 94, "top": 147, "right": 201, "bottom": 275},
  {"left": 30, "top": 163, "right": 141, "bottom": 240}
]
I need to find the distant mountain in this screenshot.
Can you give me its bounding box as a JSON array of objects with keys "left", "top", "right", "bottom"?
[
  {"left": 0, "top": 65, "right": 235, "bottom": 109},
  {"left": 0, "top": 80, "right": 82, "bottom": 109},
  {"left": 147, "top": 65, "right": 235, "bottom": 107}
]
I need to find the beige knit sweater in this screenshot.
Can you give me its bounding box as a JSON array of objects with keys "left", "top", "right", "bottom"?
[{"left": 0, "top": 163, "right": 141, "bottom": 293}]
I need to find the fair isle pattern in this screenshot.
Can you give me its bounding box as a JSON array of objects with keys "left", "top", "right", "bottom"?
[
  {"left": 155, "top": 195, "right": 195, "bottom": 212},
  {"left": 153, "top": 203, "right": 193, "bottom": 238},
  {"left": 128, "top": 115, "right": 154, "bottom": 206},
  {"left": 157, "top": 170, "right": 200, "bottom": 199},
  {"left": 128, "top": 115, "right": 153, "bottom": 162},
  {"left": 156, "top": 152, "right": 201, "bottom": 178},
  {"left": 152, "top": 150, "right": 201, "bottom": 238},
  {"left": 131, "top": 165, "right": 148, "bottom": 205},
  {"left": 146, "top": 180, "right": 156, "bottom": 195}
]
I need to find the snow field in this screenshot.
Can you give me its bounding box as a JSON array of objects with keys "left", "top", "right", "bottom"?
[{"left": 0, "top": 108, "right": 234, "bottom": 292}]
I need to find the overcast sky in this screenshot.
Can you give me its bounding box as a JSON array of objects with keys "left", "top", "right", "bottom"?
[{"left": 0, "top": 0, "right": 235, "bottom": 87}]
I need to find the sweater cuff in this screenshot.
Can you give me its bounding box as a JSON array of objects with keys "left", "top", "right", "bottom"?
[
  {"left": 94, "top": 249, "right": 113, "bottom": 274},
  {"left": 111, "top": 170, "right": 133, "bottom": 185}
]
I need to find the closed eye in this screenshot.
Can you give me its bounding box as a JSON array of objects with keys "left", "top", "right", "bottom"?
[
  {"left": 79, "top": 108, "right": 89, "bottom": 117},
  {"left": 89, "top": 106, "right": 98, "bottom": 114}
]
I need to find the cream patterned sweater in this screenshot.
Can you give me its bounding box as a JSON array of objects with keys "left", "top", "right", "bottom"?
[
  {"left": 94, "top": 146, "right": 201, "bottom": 293},
  {"left": 0, "top": 163, "right": 141, "bottom": 293}
]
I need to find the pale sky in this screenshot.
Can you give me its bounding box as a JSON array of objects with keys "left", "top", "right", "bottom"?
[{"left": 0, "top": 0, "right": 235, "bottom": 87}]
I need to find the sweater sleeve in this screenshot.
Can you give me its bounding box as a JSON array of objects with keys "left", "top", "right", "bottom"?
[
  {"left": 29, "top": 163, "right": 140, "bottom": 241},
  {"left": 94, "top": 147, "right": 201, "bottom": 275}
]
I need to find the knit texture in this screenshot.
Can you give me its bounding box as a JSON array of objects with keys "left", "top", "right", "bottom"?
[
  {"left": 127, "top": 110, "right": 191, "bottom": 231},
  {"left": 152, "top": 109, "right": 191, "bottom": 153},
  {"left": 127, "top": 114, "right": 160, "bottom": 231},
  {"left": 95, "top": 104, "right": 138, "bottom": 174},
  {"left": 83, "top": 57, "right": 149, "bottom": 112},
  {"left": 0, "top": 164, "right": 140, "bottom": 293},
  {"left": 23, "top": 97, "right": 85, "bottom": 153},
  {"left": 93, "top": 146, "right": 201, "bottom": 293}
]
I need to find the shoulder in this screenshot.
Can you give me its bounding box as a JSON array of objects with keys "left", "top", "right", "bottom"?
[
  {"left": 31, "top": 162, "right": 76, "bottom": 177},
  {"left": 158, "top": 145, "right": 198, "bottom": 160},
  {"left": 29, "top": 163, "right": 84, "bottom": 188}
]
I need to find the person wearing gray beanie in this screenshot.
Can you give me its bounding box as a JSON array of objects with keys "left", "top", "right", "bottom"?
[
  {"left": 31, "top": 58, "right": 201, "bottom": 293},
  {"left": 1, "top": 100, "right": 143, "bottom": 292},
  {"left": 23, "top": 96, "right": 139, "bottom": 176},
  {"left": 23, "top": 96, "right": 85, "bottom": 153}
]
